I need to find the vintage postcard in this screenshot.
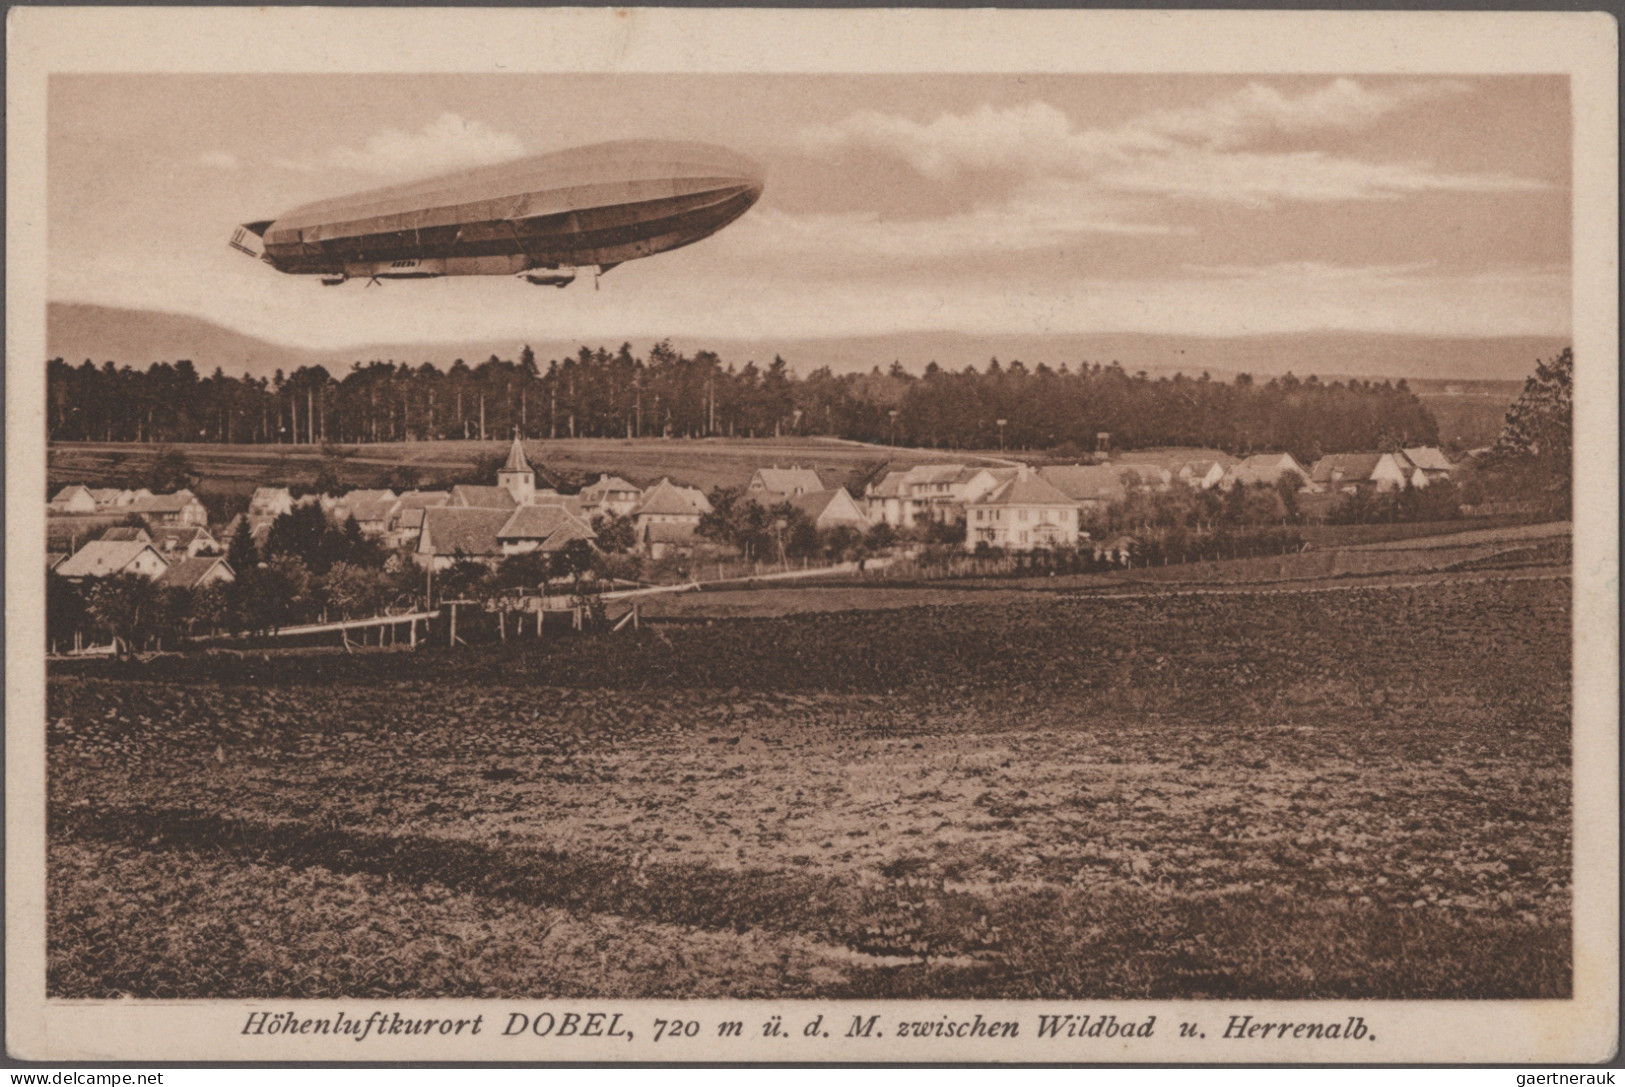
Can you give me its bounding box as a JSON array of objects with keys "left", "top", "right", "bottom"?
[{"left": 6, "top": 6, "right": 1617, "bottom": 1065}]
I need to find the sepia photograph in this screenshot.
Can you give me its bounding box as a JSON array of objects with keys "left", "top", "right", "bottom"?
[{"left": 6, "top": 7, "right": 1617, "bottom": 1065}]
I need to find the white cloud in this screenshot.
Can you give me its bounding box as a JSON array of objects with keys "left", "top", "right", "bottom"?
[
  {"left": 197, "top": 151, "right": 239, "bottom": 170},
  {"left": 282, "top": 112, "right": 527, "bottom": 179},
  {"left": 728, "top": 179, "right": 1177, "bottom": 265},
  {"left": 800, "top": 81, "right": 1545, "bottom": 206},
  {"left": 1101, "top": 146, "right": 1547, "bottom": 206},
  {"left": 1140, "top": 78, "right": 1472, "bottom": 150},
  {"left": 800, "top": 101, "right": 1093, "bottom": 181}
]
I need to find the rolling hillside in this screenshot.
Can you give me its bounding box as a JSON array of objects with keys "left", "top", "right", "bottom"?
[{"left": 48, "top": 301, "right": 1568, "bottom": 384}]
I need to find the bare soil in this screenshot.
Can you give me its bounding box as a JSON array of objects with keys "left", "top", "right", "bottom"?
[{"left": 48, "top": 577, "right": 1571, "bottom": 999}]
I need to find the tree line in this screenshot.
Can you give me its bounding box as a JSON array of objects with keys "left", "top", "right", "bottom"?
[{"left": 47, "top": 345, "right": 1438, "bottom": 461}]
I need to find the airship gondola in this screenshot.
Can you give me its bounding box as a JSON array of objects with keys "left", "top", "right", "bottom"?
[{"left": 230, "top": 139, "right": 763, "bottom": 287}]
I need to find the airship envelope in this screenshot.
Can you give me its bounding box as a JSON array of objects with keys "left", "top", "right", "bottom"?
[{"left": 232, "top": 139, "right": 763, "bottom": 288}]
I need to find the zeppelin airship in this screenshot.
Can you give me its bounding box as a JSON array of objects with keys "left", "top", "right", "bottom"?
[{"left": 230, "top": 139, "right": 763, "bottom": 288}]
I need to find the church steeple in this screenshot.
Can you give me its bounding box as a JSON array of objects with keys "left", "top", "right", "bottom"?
[{"left": 498, "top": 430, "right": 535, "bottom": 503}]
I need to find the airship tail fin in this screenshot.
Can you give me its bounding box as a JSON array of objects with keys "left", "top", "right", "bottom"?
[{"left": 229, "top": 223, "right": 268, "bottom": 261}]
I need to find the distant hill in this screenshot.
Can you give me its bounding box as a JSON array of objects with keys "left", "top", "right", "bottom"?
[{"left": 48, "top": 302, "right": 1568, "bottom": 384}]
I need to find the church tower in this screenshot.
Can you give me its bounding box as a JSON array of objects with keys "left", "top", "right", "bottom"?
[{"left": 497, "top": 433, "right": 535, "bottom": 504}]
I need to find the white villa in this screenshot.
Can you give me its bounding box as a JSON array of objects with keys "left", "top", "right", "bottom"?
[{"left": 965, "top": 468, "right": 1081, "bottom": 552}]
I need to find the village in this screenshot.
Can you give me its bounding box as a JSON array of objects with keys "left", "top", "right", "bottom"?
[
  {"left": 44, "top": 433, "right": 1475, "bottom": 655},
  {"left": 47, "top": 436, "right": 1466, "bottom": 579}
]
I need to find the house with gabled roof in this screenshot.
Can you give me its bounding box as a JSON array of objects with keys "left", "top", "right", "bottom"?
[
  {"left": 1038, "top": 464, "right": 1129, "bottom": 513},
  {"left": 450, "top": 484, "right": 519, "bottom": 510},
  {"left": 331, "top": 490, "right": 402, "bottom": 537},
  {"left": 148, "top": 524, "right": 218, "bottom": 558},
  {"left": 89, "top": 487, "right": 147, "bottom": 509},
  {"left": 747, "top": 466, "right": 824, "bottom": 497},
  {"left": 99, "top": 525, "right": 153, "bottom": 544},
  {"left": 387, "top": 491, "right": 450, "bottom": 548},
  {"left": 1401, "top": 447, "right": 1456, "bottom": 483},
  {"left": 1222, "top": 452, "right": 1311, "bottom": 491},
  {"left": 156, "top": 555, "right": 235, "bottom": 592},
  {"left": 580, "top": 474, "right": 644, "bottom": 519},
  {"left": 129, "top": 490, "right": 208, "bottom": 526},
  {"left": 496, "top": 504, "right": 597, "bottom": 556},
  {"left": 414, "top": 498, "right": 595, "bottom": 570},
  {"left": 864, "top": 470, "right": 913, "bottom": 527},
  {"left": 55, "top": 540, "right": 169, "bottom": 581},
  {"left": 412, "top": 507, "right": 514, "bottom": 570},
  {"left": 785, "top": 488, "right": 870, "bottom": 532},
  {"left": 49, "top": 485, "right": 97, "bottom": 514},
  {"left": 1309, "top": 452, "right": 1413, "bottom": 493},
  {"left": 1178, "top": 459, "right": 1228, "bottom": 490},
  {"left": 1113, "top": 450, "right": 1238, "bottom": 491},
  {"left": 965, "top": 468, "right": 1081, "bottom": 552},
  {"left": 862, "top": 462, "right": 1016, "bottom": 527},
  {"left": 634, "top": 478, "right": 709, "bottom": 553}
]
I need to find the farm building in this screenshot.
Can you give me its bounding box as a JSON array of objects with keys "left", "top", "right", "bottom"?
[
  {"left": 90, "top": 487, "right": 149, "bottom": 509},
  {"left": 413, "top": 508, "right": 515, "bottom": 570},
  {"left": 748, "top": 466, "right": 824, "bottom": 497},
  {"left": 99, "top": 526, "right": 152, "bottom": 544},
  {"left": 49, "top": 485, "right": 97, "bottom": 513},
  {"left": 1114, "top": 464, "right": 1170, "bottom": 492},
  {"left": 450, "top": 484, "right": 519, "bottom": 510},
  {"left": 388, "top": 491, "right": 451, "bottom": 548},
  {"left": 965, "top": 468, "right": 1081, "bottom": 552},
  {"left": 579, "top": 475, "right": 644, "bottom": 519},
  {"left": 1038, "top": 464, "right": 1129, "bottom": 513},
  {"left": 129, "top": 490, "right": 208, "bottom": 526},
  {"left": 148, "top": 524, "right": 219, "bottom": 558},
  {"left": 634, "top": 478, "right": 709, "bottom": 553},
  {"left": 1179, "top": 460, "right": 1229, "bottom": 489},
  {"left": 1401, "top": 447, "right": 1457, "bottom": 483},
  {"left": 331, "top": 490, "right": 402, "bottom": 537},
  {"left": 54, "top": 540, "right": 169, "bottom": 581},
  {"left": 1222, "top": 452, "right": 1312, "bottom": 491},
  {"left": 413, "top": 502, "right": 595, "bottom": 571},
  {"left": 1114, "top": 450, "right": 1238, "bottom": 490},
  {"left": 783, "top": 488, "right": 870, "bottom": 532},
  {"left": 156, "top": 555, "right": 236, "bottom": 591},
  {"left": 495, "top": 504, "right": 597, "bottom": 557},
  {"left": 1309, "top": 452, "right": 1416, "bottom": 493}
]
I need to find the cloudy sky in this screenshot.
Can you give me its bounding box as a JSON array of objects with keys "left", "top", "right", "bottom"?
[{"left": 48, "top": 73, "right": 1569, "bottom": 349}]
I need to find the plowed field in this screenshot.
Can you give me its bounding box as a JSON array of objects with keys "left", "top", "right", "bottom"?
[{"left": 48, "top": 576, "right": 1571, "bottom": 999}]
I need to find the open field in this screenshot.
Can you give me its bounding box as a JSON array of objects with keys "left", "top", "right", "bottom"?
[
  {"left": 48, "top": 438, "right": 1009, "bottom": 498},
  {"left": 49, "top": 575, "right": 1570, "bottom": 999},
  {"left": 628, "top": 522, "right": 1569, "bottom": 621}
]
